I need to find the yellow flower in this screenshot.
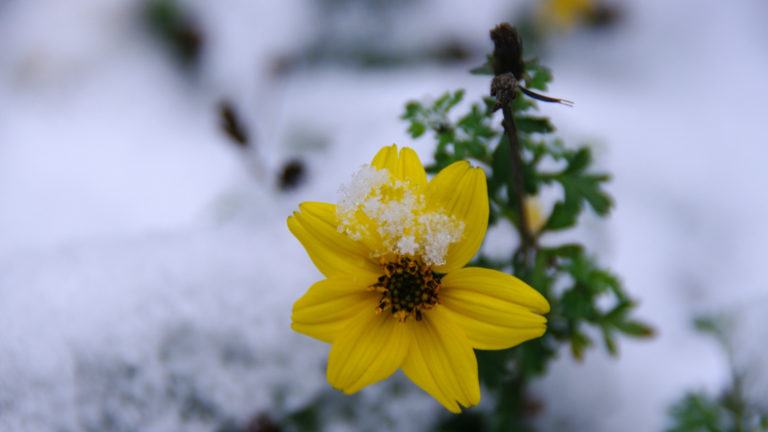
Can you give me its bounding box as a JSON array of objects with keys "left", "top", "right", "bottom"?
[
  {"left": 539, "top": 0, "right": 595, "bottom": 31},
  {"left": 288, "top": 145, "right": 550, "bottom": 413}
]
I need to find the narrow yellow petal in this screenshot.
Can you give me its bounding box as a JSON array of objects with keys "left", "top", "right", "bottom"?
[
  {"left": 287, "top": 202, "right": 380, "bottom": 278},
  {"left": 425, "top": 161, "right": 489, "bottom": 273},
  {"left": 371, "top": 144, "right": 400, "bottom": 175},
  {"left": 291, "top": 276, "right": 379, "bottom": 344},
  {"left": 327, "top": 309, "right": 410, "bottom": 394},
  {"left": 397, "top": 147, "right": 427, "bottom": 189},
  {"left": 441, "top": 267, "right": 550, "bottom": 350},
  {"left": 401, "top": 307, "right": 480, "bottom": 412},
  {"left": 370, "top": 144, "right": 427, "bottom": 189}
]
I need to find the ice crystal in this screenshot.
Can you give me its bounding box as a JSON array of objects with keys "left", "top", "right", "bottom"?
[{"left": 336, "top": 165, "right": 464, "bottom": 266}]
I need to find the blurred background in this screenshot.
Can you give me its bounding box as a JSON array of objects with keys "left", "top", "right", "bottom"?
[{"left": 1, "top": 0, "right": 767, "bottom": 431}]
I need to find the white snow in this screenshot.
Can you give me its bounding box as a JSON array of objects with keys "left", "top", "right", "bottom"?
[
  {"left": 1, "top": 0, "right": 767, "bottom": 430},
  {"left": 336, "top": 165, "right": 464, "bottom": 265}
]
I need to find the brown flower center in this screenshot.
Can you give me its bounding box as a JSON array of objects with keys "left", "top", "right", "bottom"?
[{"left": 370, "top": 256, "right": 442, "bottom": 322}]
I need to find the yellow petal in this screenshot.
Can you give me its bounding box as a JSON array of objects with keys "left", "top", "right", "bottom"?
[
  {"left": 371, "top": 144, "right": 399, "bottom": 173},
  {"left": 287, "top": 202, "right": 380, "bottom": 278},
  {"left": 291, "top": 276, "right": 379, "bottom": 344},
  {"left": 401, "top": 307, "right": 480, "bottom": 413},
  {"left": 440, "top": 267, "right": 549, "bottom": 350},
  {"left": 425, "top": 161, "right": 489, "bottom": 272},
  {"left": 327, "top": 309, "right": 410, "bottom": 394},
  {"left": 370, "top": 144, "right": 427, "bottom": 189}
]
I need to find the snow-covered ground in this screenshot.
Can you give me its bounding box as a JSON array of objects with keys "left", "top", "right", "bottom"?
[{"left": 1, "top": 0, "right": 767, "bottom": 431}]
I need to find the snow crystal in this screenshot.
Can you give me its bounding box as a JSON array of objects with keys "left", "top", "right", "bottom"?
[
  {"left": 335, "top": 165, "right": 464, "bottom": 266},
  {"left": 418, "top": 213, "right": 464, "bottom": 266},
  {"left": 396, "top": 235, "right": 419, "bottom": 255},
  {"left": 337, "top": 165, "right": 389, "bottom": 216}
]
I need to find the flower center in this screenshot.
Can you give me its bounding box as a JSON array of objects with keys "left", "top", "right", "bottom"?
[{"left": 370, "top": 256, "right": 442, "bottom": 322}]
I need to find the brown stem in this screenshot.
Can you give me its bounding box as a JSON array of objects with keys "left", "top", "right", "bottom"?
[{"left": 501, "top": 103, "right": 533, "bottom": 260}]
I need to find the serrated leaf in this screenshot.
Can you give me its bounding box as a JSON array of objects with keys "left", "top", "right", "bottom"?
[
  {"left": 565, "top": 147, "right": 592, "bottom": 174},
  {"left": 515, "top": 116, "right": 555, "bottom": 134},
  {"left": 544, "top": 172, "right": 613, "bottom": 230},
  {"left": 578, "top": 174, "right": 613, "bottom": 215}
]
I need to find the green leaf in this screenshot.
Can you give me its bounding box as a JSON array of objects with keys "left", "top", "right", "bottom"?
[
  {"left": 692, "top": 314, "right": 730, "bottom": 341},
  {"left": 544, "top": 171, "right": 613, "bottom": 231},
  {"left": 615, "top": 320, "right": 654, "bottom": 337},
  {"left": 437, "top": 89, "right": 464, "bottom": 111},
  {"left": 600, "top": 325, "right": 618, "bottom": 356},
  {"left": 476, "top": 350, "right": 510, "bottom": 390},
  {"left": 544, "top": 200, "right": 580, "bottom": 230},
  {"left": 570, "top": 330, "right": 592, "bottom": 360},
  {"left": 408, "top": 121, "right": 426, "bottom": 138},
  {"left": 470, "top": 64, "right": 494, "bottom": 75},
  {"left": 604, "top": 300, "right": 635, "bottom": 322},
  {"left": 565, "top": 147, "right": 592, "bottom": 174},
  {"left": 470, "top": 55, "right": 496, "bottom": 75},
  {"left": 515, "top": 116, "right": 555, "bottom": 134},
  {"left": 575, "top": 174, "right": 613, "bottom": 215},
  {"left": 666, "top": 392, "right": 726, "bottom": 432},
  {"left": 526, "top": 63, "right": 552, "bottom": 91},
  {"left": 402, "top": 101, "right": 422, "bottom": 118},
  {"left": 544, "top": 244, "right": 584, "bottom": 258},
  {"left": 511, "top": 93, "right": 536, "bottom": 112},
  {"left": 489, "top": 135, "right": 512, "bottom": 198},
  {"left": 589, "top": 267, "right": 621, "bottom": 295},
  {"left": 561, "top": 288, "right": 595, "bottom": 320},
  {"left": 466, "top": 140, "right": 487, "bottom": 159}
]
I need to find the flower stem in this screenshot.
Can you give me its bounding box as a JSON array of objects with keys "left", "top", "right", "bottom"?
[
  {"left": 501, "top": 103, "right": 533, "bottom": 262},
  {"left": 489, "top": 22, "right": 534, "bottom": 262}
]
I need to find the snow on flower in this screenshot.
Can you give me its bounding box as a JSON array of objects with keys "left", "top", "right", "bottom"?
[{"left": 287, "top": 144, "right": 550, "bottom": 412}]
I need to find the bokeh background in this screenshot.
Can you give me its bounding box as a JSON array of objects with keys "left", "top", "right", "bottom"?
[{"left": 1, "top": 0, "right": 767, "bottom": 431}]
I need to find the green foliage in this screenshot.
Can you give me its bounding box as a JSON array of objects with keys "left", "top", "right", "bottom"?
[
  {"left": 666, "top": 315, "right": 768, "bottom": 432},
  {"left": 402, "top": 90, "right": 497, "bottom": 172},
  {"left": 668, "top": 393, "right": 732, "bottom": 432},
  {"left": 403, "top": 55, "right": 652, "bottom": 431},
  {"left": 666, "top": 391, "right": 768, "bottom": 432},
  {"left": 667, "top": 391, "right": 768, "bottom": 432},
  {"left": 525, "top": 63, "right": 552, "bottom": 91}
]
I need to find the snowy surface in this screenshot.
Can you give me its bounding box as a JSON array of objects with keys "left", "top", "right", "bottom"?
[{"left": 1, "top": 0, "right": 767, "bottom": 431}]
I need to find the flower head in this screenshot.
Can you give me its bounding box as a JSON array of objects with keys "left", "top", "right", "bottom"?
[
  {"left": 288, "top": 145, "right": 549, "bottom": 412},
  {"left": 539, "top": 0, "right": 596, "bottom": 31}
]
